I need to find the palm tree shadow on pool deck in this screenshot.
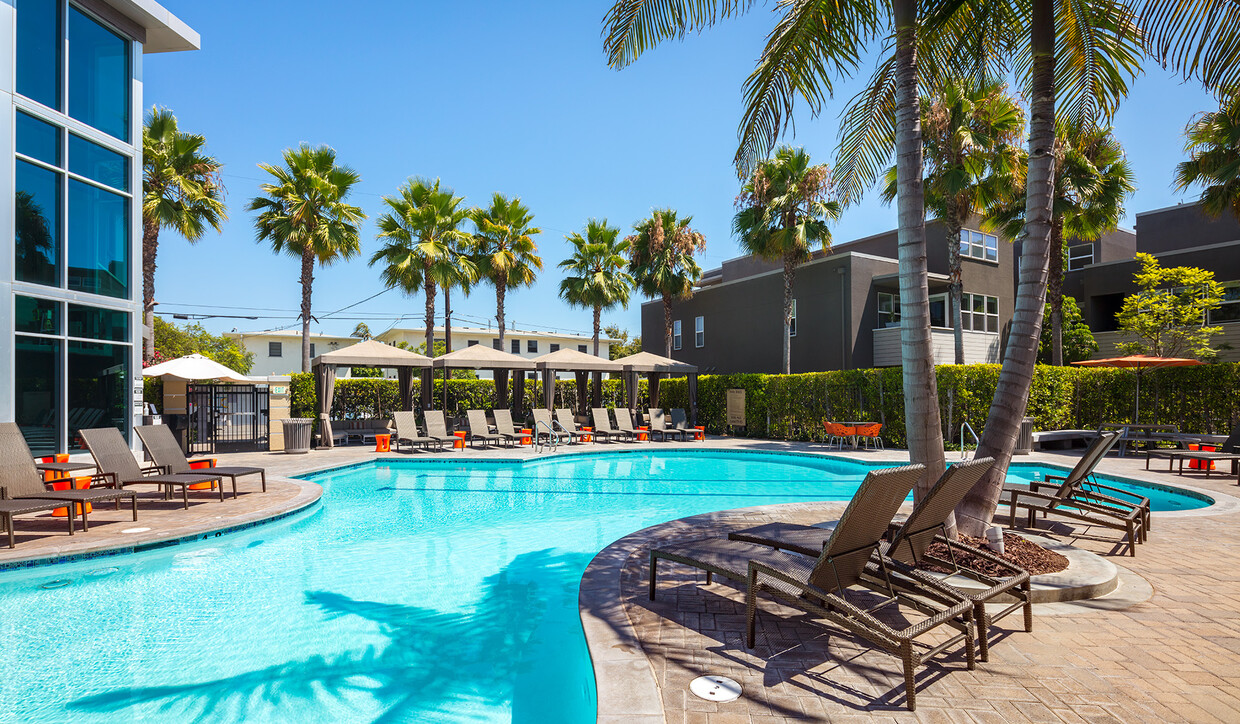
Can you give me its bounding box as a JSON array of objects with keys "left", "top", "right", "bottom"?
[{"left": 68, "top": 548, "right": 595, "bottom": 723}]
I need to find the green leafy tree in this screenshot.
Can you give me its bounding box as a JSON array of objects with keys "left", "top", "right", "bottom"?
[
  {"left": 558, "top": 220, "right": 633, "bottom": 357},
  {"left": 368, "top": 178, "right": 473, "bottom": 360},
  {"left": 1038, "top": 296, "right": 1097, "bottom": 364},
  {"left": 603, "top": 324, "right": 642, "bottom": 360},
  {"left": 142, "top": 107, "right": 227, "bottom": 360},
  {"left": 471, "top": 194, "right": 542, "bottom": 349},
  {"left": 627, "top": 210, "right": 705, "bottom": 357},
  {"left": 1175, "top": 94, "right": 1240, "bottom": 220},
  {"left": 151, "top": 316, "right": 253, "bottom": 373},
  {"left": 1116, "top": 253, "right": 1224, "bottom": 360},
  {"left": 735, "top": 146, "right": 840, "bottom": 374},
  {"left": 248, "top": 145, "right": 365, "bottom": 373},
  {"left": 880, "top": 79, "right": 1025, "bottom": 364}
]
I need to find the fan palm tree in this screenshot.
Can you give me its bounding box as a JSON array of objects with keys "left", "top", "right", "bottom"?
[
  {"left": 142, "top": 107, "right": 226, "bottom": 361},
  {"left": 248, "top": 145, "right": 365, "bottom": 373},
  {"left": 471, "top": 194, "right": 542, "bottom": 348},
  {"left": 558, "top": 220, "right": 634, "bottom": 356},
  {"left": 626, "top": 210, "right": 705, "bottom": 357},
  {"left": 985, "top": 122, "right": 1135, "bottom": 366},
  {"left": 368, "top": 178, "right": 472, "bottom": 360},
  {"left": 734, "top": 146, "right": 840, "bottom": 374},
  {"left": 880, "top": 80, "right": 1026, "bottom": 364},
  {"left": 1175, "top": 94, "right": 1240, "bottom": 220}
]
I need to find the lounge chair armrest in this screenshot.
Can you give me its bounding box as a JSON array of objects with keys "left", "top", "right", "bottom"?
[
  {"left": 1081, "top": 482, "right": 1150, "bottom": 506},
  {"left": 1006, "top": 488, "right": 1062, "bottom": 505},
  {"left": 42, "top": 475, "right": 76, "bottom": 488}
]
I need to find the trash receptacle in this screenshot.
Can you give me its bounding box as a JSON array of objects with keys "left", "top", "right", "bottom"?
[
  {"left": 1014, "top": 417, "right": 1034, "bottom": 455},
  {"left": 281, "top": 418, "right": 313, "bottom": 454}
]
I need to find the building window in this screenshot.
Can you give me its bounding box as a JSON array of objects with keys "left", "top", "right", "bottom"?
[
  {"left": 578, "top": 344, "right": 587, "bottom": 353},
  {"left": 68, "top": 6, "right": 131, "bottom": 141},
  {"left": 1210, "top": 282, "right": 1240, "bottom": 324},
  {"left": 527, "top": 340, "right": 538, "bottom": 353},
  {"left": 467, "top": 340, "right": 478, "bottom": 347},
  {"left": 269, "top": 342, "right": 282, "bottom": 357},
  {"left": 960, "top": 229, "right": 999, "bottom": 262},
  {"left": 511, "top": 339, "right": 520, "bottom": 354},
  {"left": 673, "top": 320, "right": 682, "bottom": 350},
  {"left": 549, "top": 343, "right": 559, "bottom": 352},
  {"left": 789, "top": 299, "right": 797, "bottom": 337},
  {"left": 877, "top": 292, "right": 900, "bottom": 328},
  {"left": 68, "top": 179, "right": 129, "bottom": 298},
  {"left": 15, "top": 159, "right": 61, "bottom": 287},
  {"left": 928, "top": 293, "right": 948, "bottom": 328},
  {"left": 961, "top": 293, "right": 1000, "bottom": 333},
  {"left": 1067, "top": 244, "right": 1094, "bottom": 271},
  {"left": 493, "top": 339, "right": 502, "bottom": 350},
  {"left": 310, "top": 343, "right": 316, "bottom": 358},
  {"left": 694, "top": 316, "right": 704, "bottom": 348},
  {"left": 16, "top": 0, "right": 62, "bottom": 110}
]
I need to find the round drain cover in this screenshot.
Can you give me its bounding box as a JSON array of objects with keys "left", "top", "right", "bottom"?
[
  {"left": 40, "top": 580, "right": 72, "bottom": 590},
  {"left": 689, "top": 675, "right": 741, "bottom": 703}
]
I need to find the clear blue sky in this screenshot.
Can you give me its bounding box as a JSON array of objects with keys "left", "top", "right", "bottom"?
[{"left": 146, "top": 1, "right": 1220, "bottom": 341}]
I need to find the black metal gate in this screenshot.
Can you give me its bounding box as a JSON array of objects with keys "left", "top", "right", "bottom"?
[{"left": 185, "top": 384, "right": 270, "bottom": 454}]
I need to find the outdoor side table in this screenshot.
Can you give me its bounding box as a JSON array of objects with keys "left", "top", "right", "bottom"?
[
  {"left": 453, "top": 431, "right": 468, "bottom": 449},
  {"left": 519, "top": 428, "right": 533, "bottom": 446},
  {"left": 693, "top": 426, "right": 705, "bottom": 441},
  {"left": 637, "top": 426, "right": 649, "bottom": 442},
  {"left": 374, "top": 434, "right": 391, "bottom": 453},
  {"left": 580, "top": 426, "right": 593, "bottom": 443},
  {"left": 36, "top": 460, "right": 96, "bottom": 518}
]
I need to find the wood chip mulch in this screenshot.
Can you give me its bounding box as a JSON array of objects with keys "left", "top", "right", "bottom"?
[{"left": 918, "top": 532, "right": 1069, "bottom": 576}]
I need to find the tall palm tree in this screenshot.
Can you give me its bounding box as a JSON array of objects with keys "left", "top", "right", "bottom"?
[
  {"left": 471, "top": 194, "right": 542, "bottom": 348},
  {"left": 734, "top": 146, "right": 840, "bottom": 374},
  {"left": 142, "top": 107, "right": 226, "bottom": 361},
  {"left": 881, "top": 80, "right": 1026, "bottom": 364},
  {"left": 249, "top": 145, "right": 365, "bottom": 373},
  {"left": 986, "top": 122, "right": 1135, "bottom": 366},
  {"left": 558, "top": 219, "right": 634, "bottom": 356},
  {"left": 368, "top": 178, "right": 472, "bottom": 360},
  {"left": 626, "top": 210, "right": 705, "bottom": 357},
  {"left": 440, "top": 233, "right": 479, "bottom": 354},
  {"left": 351, "top": 322, "right": 372, "bottom": 340},
  {"left": 1175, "top": 94, "right": 1240, "bottom": 220}
]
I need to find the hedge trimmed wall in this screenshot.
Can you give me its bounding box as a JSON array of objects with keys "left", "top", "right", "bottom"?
[{"left": 289, "top": 364, "right": 1240, "bottom": 446}]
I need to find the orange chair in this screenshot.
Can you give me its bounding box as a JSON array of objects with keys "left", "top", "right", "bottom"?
[
  {"left": 822, "top": 422, "right": 855, "bottom": 450},
  {"left": 856, "top": 422, "right": 885, "bottom": 450}
]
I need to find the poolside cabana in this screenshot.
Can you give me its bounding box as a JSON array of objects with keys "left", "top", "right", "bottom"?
[
  {"left": 532, "top": 348, "right": 624, "bottom": 415},
  {"left": 614, "top": 351, "right": 698, "bottom": 423},
  {"left": 432, "top": 345, "right": 536, "bottom": 416},
  {"left": 311, "top": 340, "right": 432, "bottom": 448}
]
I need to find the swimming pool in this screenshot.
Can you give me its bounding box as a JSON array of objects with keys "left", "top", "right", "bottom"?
[{"left": 0, "top": 450, "right": 1208, "bottom": 722}]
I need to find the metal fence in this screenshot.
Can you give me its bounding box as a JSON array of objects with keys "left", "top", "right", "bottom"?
[{"left": 185, "top": 384, "right": 270, "bottom": 454}]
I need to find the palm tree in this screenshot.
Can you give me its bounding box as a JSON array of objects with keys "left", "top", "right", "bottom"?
[
  {"left": 881, "top": 80, "right": 1025, "bottom": 364},
  {"left": 627, "top": 210, "right": 705, "bottom": 357},
  {"left": 248, "top": 145, "right": 365, "bottom": 373},
  {"left": 368, "top": 178, "right": 472, "bottom": 360},
  {"left": 441, "top": 233, "right": 479, "bottom": 353},
  {"left": 471, "top": 194, "right": 542, "bottom": 348},
  {"left": 142, "top": 107, "right": 226, "bottom": 361},
  {"left": 986, "top": 122, "right": 1135, "bottom": 366},
  {"left": 1175, "top": 94, "right": 1240, "bottom": 220},
  {"left": 734, "top": 146, "right": 840, "bottom": 374},
  {"left": 351, "top": 322, "right": 372, "bottom": 340},
  {"left": 558, "top": 219, "right": 634, "bottom": 356}
]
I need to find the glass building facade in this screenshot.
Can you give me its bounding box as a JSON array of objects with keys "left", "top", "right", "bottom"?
[{"left": 4, "top": 0, "right": 195, "bottom": 454}]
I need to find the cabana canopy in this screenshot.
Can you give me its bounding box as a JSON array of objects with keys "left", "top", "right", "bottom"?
[
  {"left": 613, "top": 352, "right": 699, "bottom": 423},
  {"left": 532, "top": 348, "right": 624, "bottom": 412},
  {"left": 614, "top": 351, "right": 698, "bottom": 374},
  {"left": 433, "top": 344, "right": 536, "bottom": 414},
  {"left": 311, "top": 340, "right": 433, "bottom": 448}
]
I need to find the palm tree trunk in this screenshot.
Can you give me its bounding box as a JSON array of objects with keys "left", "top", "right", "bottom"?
[
  {"left": 142, "top": 218, "right": 160, "bottom": 362},
  {"left": 782, "top": 256, "right": 795, "bottom": 375},
  {"left": 593, "top": 305, "right": 601, "bottom": 357},
  {"left": 444, "top": 286, "right": 453, "bottom": 353},
  {"left": 663, "top": 295, "right": 673, "bottom": 357},
  {"left": 956, "top": 0, "right": 1057, "bottom": 538},
  {"left": 1049, "top": 217, "right": 1065, "bottom": 366},
  {"left": 496, "top": 272, "right": 507, "bottom": 349},
  {"left": 893, "top": 0, "right": 946, "bottom": 505},
  {"left": 947, "top": 211, "right": 965, "bottom": 365},
  {"left": 424, "top": 270, "right": 436, "bottom": 357},
  {"left": 299, "top": 247, "right": 314, "bottom": 373}
]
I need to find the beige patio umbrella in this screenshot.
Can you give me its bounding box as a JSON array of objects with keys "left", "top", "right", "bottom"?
[{"left": 142, "top": 354, "right": 253, "bottom": 383}]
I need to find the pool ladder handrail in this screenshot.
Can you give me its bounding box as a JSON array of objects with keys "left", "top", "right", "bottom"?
[
  {"left": 534, "top": 419, "right": 558, "bottom": 454},
  {"left": 960, "top": 422, "right": 979, "bottom": 460}
]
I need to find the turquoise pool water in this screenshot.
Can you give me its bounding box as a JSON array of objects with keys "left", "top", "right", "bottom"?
[{"left": 0, "top": 450, "right": 1208, "bottom": 722}]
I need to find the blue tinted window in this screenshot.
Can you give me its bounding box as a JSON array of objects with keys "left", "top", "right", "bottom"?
[
  {"left": 69, "top": 134, "right": 129, "bottom": 191},
  {"left": 15, "top": 336, "right": 61, "bottom": 456},
  {"left": 15, "top": 296, "right": 60, "bottom": 335},
  {"left": 16, "top": 0, "right": 61, "bottom": 109},
  {"left": 68, "top": 7, "right": 129, "bottom": 141},
  {"left": 68, "top": 179, "right": 128, "bottom": 299},
  {"left": 68, "top": 340, "right": 129, "bottom": 449},
  {"left": 16, "top": 111, "right": 61, "bottom": 165},
  {"left": 16, "top": 160, "right": 62, "bottom": 287},
  {"left": 68, "top": 304, "right": 130, "bottom": 341}
]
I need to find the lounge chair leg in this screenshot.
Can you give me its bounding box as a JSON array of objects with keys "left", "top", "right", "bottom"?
[
  {"left": 705, "top": 570, "right": 712, "bottom": 585},
  {"left": 902, "top": 643, "right": 917, "bottom": 711},
  {"left": 131, "top": 495, "right": 138, "bottom": 521},
  {"left": 1022, "top": 581, "right": 1034, "bottom": 632},
  {"left": 218, "top": 479, "right": 225, "bottom": 502},
  {"left": 67, "top": 506, "right": 76, "bottom": 536},
  {"left": 648, "top": 552, "right": 658, "bottom": 601},
  {"left": 976, "top": 605, "right": 989, "bottom": 663},
  {"left": 5, "top": 514, "right": 12, "bottom": 549},
  {"left": 79, "top": 504, "right": 88, "bottom": 532},
  {"left": 231, "top": 476, "right": 238, "bottom": 499},
  {"left": 745, "top": 569, "right": 758, "bottom": 648},
  {"left": 964, "top": 615, "right": 977, "bottom": 670},
  {"left": 182, "top": 487, "right": 189, "bottom": 509}
]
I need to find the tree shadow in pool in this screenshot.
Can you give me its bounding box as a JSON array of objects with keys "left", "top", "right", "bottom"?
[{"left": 68, "top": 548, "right": 593, "bottom": 723}]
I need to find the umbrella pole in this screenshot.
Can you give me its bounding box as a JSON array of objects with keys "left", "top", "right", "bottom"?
[{"left": 1134, "top": 371, "right": 1141, "bottom": 423}]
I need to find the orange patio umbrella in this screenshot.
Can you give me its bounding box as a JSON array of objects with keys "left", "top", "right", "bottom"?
[{"left": 1071, "top": 354, "right": 1203, "bottom": 422}]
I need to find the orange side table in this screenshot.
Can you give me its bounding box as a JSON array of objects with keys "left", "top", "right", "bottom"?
[
  {"left": 637, "top": 426, "right": 649, "bottom": 442},
  {"left": 581, "top": 426, "right": 593, "bottom": 443},
  {"left": 520, "top": 428, "right": 533, "bottom": 446},
  {"left": 39, "top": 456, "right": 92, "bottom": 517},
  {"left": 693, "top": 426, "right": 705, "bottom": 441},
  {"left": 1188, "top": 444, "right": 1217, "bottom": 470},
  {"left": 187, "top": 457, "right": 219, "bottom": 490},
  {"left": 453, "top": 431, "right": 468, "bottom": 449},
  {"left": 374, "top": 434, "right": 391, "bottom": 453}
]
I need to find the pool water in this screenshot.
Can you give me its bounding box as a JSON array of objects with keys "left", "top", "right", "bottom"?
[
  {"left": 1005, "top": 463, "right": 1213, "bottom": 512},
  {"left": 0, "top": 450, "right": 1208, "bottom": 722}
]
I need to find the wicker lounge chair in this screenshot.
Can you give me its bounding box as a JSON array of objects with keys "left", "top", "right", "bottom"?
[
  {"left": 79, "top": 428, "right": 225, "bottom": 508},
  {"left": 0, "top": 494, "right": 76, "bottom": 547},
  {"left": 650, "top": 463, "right": 975, "bottom": 711},
  {"left": 730, "top": 457, "right": 1030, "bottom": 662},
  {"left": 553, "top": 409, "right": 590, "bottom": 444},
  {"left": 647, "top": 409, "right": 687, "bottom": 442},
  {"left": 613, "top": 408, "right": 644, "bottom": 440},
  {"left": 1002, "top": 432, "right": 1147, "bottom": 555},
  {"left": 422, "top": 411, "right": 457, "bottom": 448},
  {"left": 135, "top": 425, "right": 266, "bottom": 496},
  {"left": 391, "top": 412, "right": 445, "bottom": 453},
  {"left": 531, "top": 409, "right": 573, "bottom": 446},
  {"left": 591, "top": 408, "right": 633, "bottom": 442},
  {"left": 1146, "top": 425, "right": 1240, "bottom": 478},
  {"left": 464, "top": 410, "right": 506, "bottom": 448},
  {"left": 669, "top": 408, "right": 691, "bottom": 434},
  {"left": 490, "top": 409, "right": 525, "bottom": 446},
  {"left": 0, "top": 422, "right": 138, "bottom": 530}
]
